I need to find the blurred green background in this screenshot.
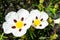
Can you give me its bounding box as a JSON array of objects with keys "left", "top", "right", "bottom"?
[{"left": 0, "top": 0, "right": 60, "bottom": 40}]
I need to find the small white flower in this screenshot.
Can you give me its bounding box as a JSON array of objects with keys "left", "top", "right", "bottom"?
[
  {"left": 54, "top": 18, "right": 60, "bottom": 24},
  {"left": 3, "top": 9, "right": 32, "bottom": 37},
  {"left": 30, "top": 10, "right": 48, "bottom": 29}
]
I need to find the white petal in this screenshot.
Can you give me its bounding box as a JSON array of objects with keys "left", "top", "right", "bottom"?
[
  {"left": 40, "top": 11, "right": 48, "bottom": 20},
  {"left": 22, "top": 17, "right": 32, "bottom": 30},
  {"left": 30, "top": 10, "right": 41, "bottom": 20},
  {"left": 2, "top": 22, "right": 14, "bottom": 34},
  {"left": 35, "top": 21, "right": 48, "bottom": 29},
  {"left": 5, "top": 11, "right": 18, "bottom": 22},
  {"left": 12, "top": 29, "right": 27, "bottom": 37},
  {"left": 54, "top": 18, "right": 60, "bottom": 24},
  {"left": 17, "top": 9, "right": 29, "bottom": 20}
]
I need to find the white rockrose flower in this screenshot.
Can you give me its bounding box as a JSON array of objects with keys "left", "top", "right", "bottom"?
[
  {"left": 3, "top": 9, "right": 32, "bottom": 37},
  {"left": 30, "top": 10, "right": 48, "bottom": 29}
]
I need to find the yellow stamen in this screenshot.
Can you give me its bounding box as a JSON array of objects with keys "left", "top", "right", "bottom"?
[
  {"left": 34, "top": 19, "right": 41, "bottom": 26},
  {"left": 16, "top": 21, "right": 24, "bottom": 29}
]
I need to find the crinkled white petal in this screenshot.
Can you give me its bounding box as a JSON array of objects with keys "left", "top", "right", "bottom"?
[
  {"left": 5, "top": 11, "right": 18, "bottom": 22},
  {"left": 30, "top": 10, "right": 41, "bottom": 20},
  {"left": 40, "top": 11, "right": 48, "bottom": 20},
  {"left": 2, "top": 22, "right": 15, "bottom": 34},
  {"left": 22, "top": 16, "right": 32, "bottom": 30},
  {"left": 54, "top": 18, "right": 60, "bottom": 24},
  {"left": 17, "top": 9, "right": 29, "bottom": 20},
  {"left": 35, "top": 21, "right": 48, "bottom": 29},
  {"left": 12, "top": 28, "right": 27, "bottom": 37}
]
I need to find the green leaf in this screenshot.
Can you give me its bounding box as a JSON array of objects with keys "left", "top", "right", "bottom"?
[{"left": 0, "top": 33, "right": 4, "bottom": 40}]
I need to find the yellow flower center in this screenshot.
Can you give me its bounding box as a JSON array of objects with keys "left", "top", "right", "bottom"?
[
  {"left": 16, "top": 21, "right": 24, "bottom": 29},
  {"left": 34, "top": 19, "right": 41, "bottom": 26}
]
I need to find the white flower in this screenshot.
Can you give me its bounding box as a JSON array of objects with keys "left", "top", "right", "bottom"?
[
  {"left": 3, "top": 9, "right": 32, "bottom": 37},
  {"left": 54, "top": 18, "right": 60, "bottom": 24},
  {"left": 30, "top": 10, "right": 48, "bottom": 29}
]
